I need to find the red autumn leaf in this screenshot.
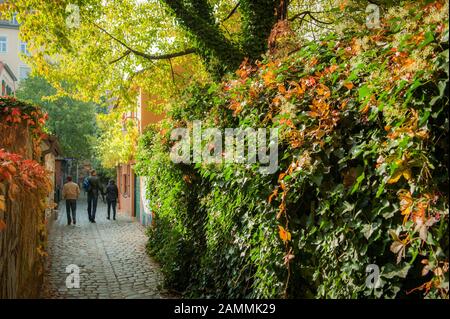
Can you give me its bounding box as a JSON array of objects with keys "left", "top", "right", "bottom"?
[
  {"left": 4, "top": 163, "right": 17, "bottom": 175},
  {"left": 11, "top": 108, "right": 21, "bottom": 117}
]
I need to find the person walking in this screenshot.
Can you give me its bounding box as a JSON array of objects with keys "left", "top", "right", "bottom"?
[
  {"left": 86, "top": 169, "right": 104, "bottom": 223},
  {"left": 105, "top": 179, "right": 119, "bottom": 220},
  {"left": 62, "top": 176, "right": 80, "bottom": 226}
]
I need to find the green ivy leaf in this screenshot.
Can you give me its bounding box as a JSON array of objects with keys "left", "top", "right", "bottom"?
[{"left": 358, "top": 85, "right": 371, "bottom": 101}]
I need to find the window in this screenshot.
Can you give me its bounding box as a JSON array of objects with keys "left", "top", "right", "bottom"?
[
  {"left": 19, "top": 66, "right": 30, "bottom": 80},
  {"left": 11, "top": 13, "right": 19, "bottom": 25},
  {"left": 20, "top": 41, "right": 29, "bottom": 55},
  {"left": 0, "top": 37, "right": 7, "bottom": 53}
]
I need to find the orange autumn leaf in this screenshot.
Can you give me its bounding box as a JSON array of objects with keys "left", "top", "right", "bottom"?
[
  {"left": 290, "top": 137, "right": 302, "bottom": 149},
  {"left": 415, "top": 130, "right": 429, "bottom": 140},
  {"left": 387, "top": 167, "right": 412, "bottom": 184},
  {"left": 339, "top": 99, "right": 348, "bottom": 110},
  {"left": 249, "top": 86, "right": 259, "bottom": 99},
  {"left": 407, "top": 280, "right": 434, "bottom": 295},
  {"left": 182, "top": 174, "right": 192, "bottom": 184},
  {"left": 7, "top": 182, "right": 19, "bottom": 201},
  {"left": 399, "top": 190, "right": 413, "bottom": 210},
  {"left": 360, "top": 103, "right": 370, "bottom": 114},
  {"left": 289, "top": 81, "right": 305, "bottom": 97},
  {"left": 278, "top": 225, "right": 291, "bottom": 242},
  {"left": 268, "top": 188, "right": 279, "bottom": 204},
  {"left": 279, "top": 118, "right": 295, "bottom": 128},
  {"left": 309, "top": 98, "right": 330, "bottom": 117},
  {"left": 278, "top": 84, "right": 287, "bottom": 94},
  {"left": 343, "top": 81, "right": 354, "bottom": 90},
  {"left": 398, "top": 190, "right": 413, "bottom": 224},
  {"left": 277, "top": 202, "right": 286, "bottom": 219},
  {"left": 316, "top": 84, "right": 331, "bottom": 98},
  {"left": 0, "top": 194, "right": 5, "bottom": 212},
  {"left": 263, "top": 70, "right": 276, "bottom": 86},
  {"left": 309, "top": 57, "right": 318, "bottom": 66},
  {"left": 0, "top": 219, "right": 6, "bottom": 232},
  {"left": 272, "top": 96, "right": 282, "bottom": 106},
  {"left": 279, "top": 180, "right": 287, "bottom": 191},
  {"left": 402, "top": 168, "right": 412, "bottom": 181},
  {"left": 327, "top": 64, "right": 338, "bottom": 74},
  {"left": 412, "top": 32, "right": 425, "bottom": 44},
  {"left": 413, "top": 201, "right": 428, "bottom": 222}
]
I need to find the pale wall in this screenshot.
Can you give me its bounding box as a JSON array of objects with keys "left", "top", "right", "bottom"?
[{"left": 0, "top": 25, "right": 30, "bottom": 85}]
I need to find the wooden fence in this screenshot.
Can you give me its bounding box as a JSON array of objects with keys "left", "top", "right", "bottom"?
[{"left": 0, "top": 122, "right": 48, "bottom": 298}]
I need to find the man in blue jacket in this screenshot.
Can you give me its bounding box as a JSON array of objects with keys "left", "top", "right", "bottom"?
[{"left": 86, "top": 169, "right": 104, "bottom": 223}]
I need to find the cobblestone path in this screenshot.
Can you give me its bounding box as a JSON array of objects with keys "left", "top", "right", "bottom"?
[{"left": 41, "top": 195, "right": 171, "bottom": 299}]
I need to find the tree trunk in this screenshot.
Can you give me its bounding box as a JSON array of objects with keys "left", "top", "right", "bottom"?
[
  {"left": 240, "top": 0, "right": 278, "bottom": 62},
  {"left": 162, "top": 0, "right": 244, "bottom": 77}
]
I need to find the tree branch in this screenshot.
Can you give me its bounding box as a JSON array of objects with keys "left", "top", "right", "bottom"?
[
  {"left": 288, "top": 11, "right": 308, "bottom": 22},
  {"left": 289, "top": 11, "right": 333, "bottom": 25},
  {"left": 220, "top": 2, "right": 240, "bottom": 24},
  {"left": 304, "top": 16, "right": 335, "bottom": 31},
  {"left": 168, "top": 58, "right": 175, "bottom": 84},
  {"left": 278, "top": 0, "right": 289, "bottom": 21},
  {"left": 128, "top": 66, "right": 153, "bottom": 83},
  {"left": 94, "top": 22, "right": 197, "bottom": 61},
  {"left": 306, "top": 13, "right": 333, "bottom": 25},
  {"left": 109, "top": 50, "right": 131, "bottom": 64}
]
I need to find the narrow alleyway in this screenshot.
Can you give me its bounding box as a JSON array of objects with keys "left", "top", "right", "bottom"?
[{"left": 42, "top": 195, "right": 170, "bottom": 299}]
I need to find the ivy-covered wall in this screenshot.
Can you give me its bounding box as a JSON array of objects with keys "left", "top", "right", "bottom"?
[{"left": 135, "top": 1, "right": 449, "bottom": 298}]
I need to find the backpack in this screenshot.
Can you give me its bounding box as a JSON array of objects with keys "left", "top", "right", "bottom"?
[{"left": 82, "top": 177, "right": 90, "bottom": 192}]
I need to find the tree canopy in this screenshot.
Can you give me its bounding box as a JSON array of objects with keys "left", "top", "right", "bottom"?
[
  {"left": 1, "top": 0, "right": 350, "bottom": 106},
  {"left": 16, "top": 76, "right": 98, "bottom": 160}
]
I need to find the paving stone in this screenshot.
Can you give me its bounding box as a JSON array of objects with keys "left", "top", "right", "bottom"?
[{"left": 41, "top": 195, "right": 175, "bottom": 299}]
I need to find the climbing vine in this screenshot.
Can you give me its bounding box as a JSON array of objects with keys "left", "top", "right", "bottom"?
[
  {"left": 0, "top": 97, "right": 51, "bottom": 233},
  {"left": 136, "top": 0, "right": 448, "bottom": 298}
]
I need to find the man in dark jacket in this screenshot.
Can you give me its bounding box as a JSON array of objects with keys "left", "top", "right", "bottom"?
[
  {"left": 105, "top": 179, "right": 119, "bottom": 220},
  {"left": 87, "top": 169, "right": 104, "bottom": 223}
]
